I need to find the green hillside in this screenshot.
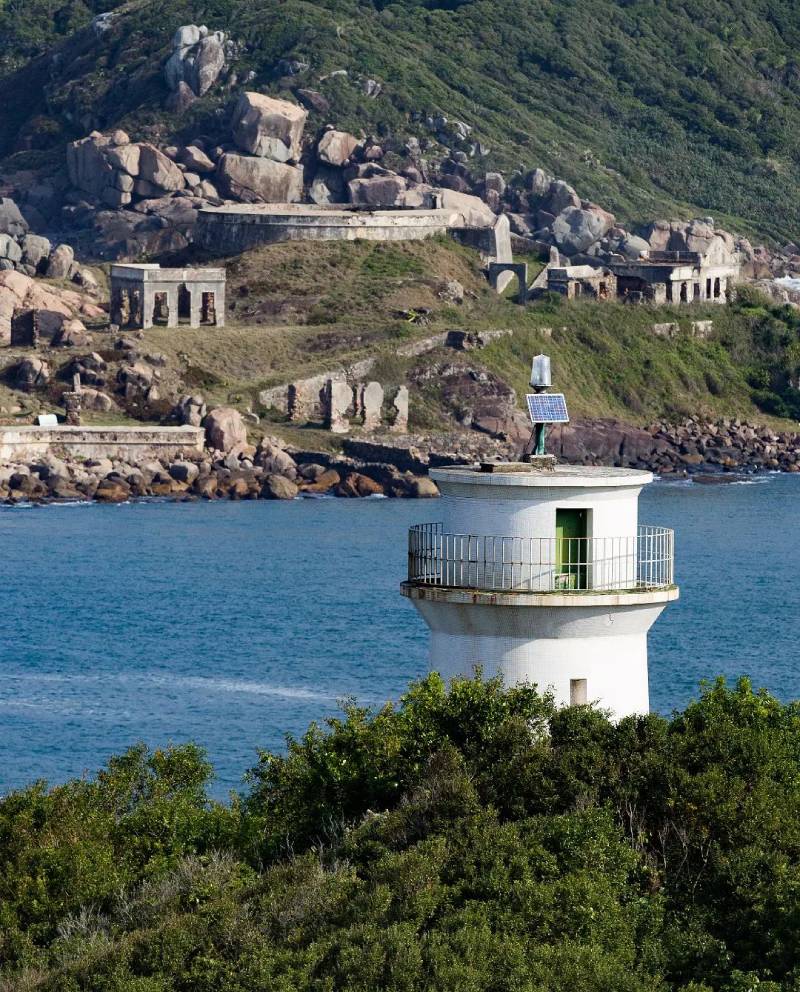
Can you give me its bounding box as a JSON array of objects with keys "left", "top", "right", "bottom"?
[{"left": 2, "top": 0, "right": 800, "bottom": 241}]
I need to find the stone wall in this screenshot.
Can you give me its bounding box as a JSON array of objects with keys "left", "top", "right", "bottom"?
[
  {"left": 0, "top": 425, "right": 204, "bottom": 463},
  {"left": 196, "top": 204, "right": 454, "bottom": 254}
]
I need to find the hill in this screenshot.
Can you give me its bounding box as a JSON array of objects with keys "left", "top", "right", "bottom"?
[
  {"left": 2, "top": 0, "right": 800, "bottom": 241},
  {"left": 3, "top": 674, "right": 800, "bottom": 990}
]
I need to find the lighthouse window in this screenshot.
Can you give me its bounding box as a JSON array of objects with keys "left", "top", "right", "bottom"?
[{"left": 570, "top": 679, "right": 588, "bottom": 706}]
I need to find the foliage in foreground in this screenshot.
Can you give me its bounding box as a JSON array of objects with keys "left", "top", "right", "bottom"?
[{"left": 2, "top": 674, "right": 800, "bottom": 990}]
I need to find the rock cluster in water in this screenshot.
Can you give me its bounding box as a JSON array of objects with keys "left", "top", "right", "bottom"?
[{"left": 0, "top": 434, "right": 440, "bottom": 505}]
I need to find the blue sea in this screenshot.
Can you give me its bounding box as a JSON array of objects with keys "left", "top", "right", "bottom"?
[{"left": 1, "top": 475, "right": 798, "bottom": 798}]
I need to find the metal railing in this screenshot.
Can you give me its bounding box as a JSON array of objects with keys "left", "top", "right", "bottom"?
[{"left": 407, "top": 523, "right": 674, "bottom": 594}]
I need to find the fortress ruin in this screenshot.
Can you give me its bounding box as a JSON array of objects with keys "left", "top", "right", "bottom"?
[{"left": 110, "top": 264, "right": 226, "bottom": 329}]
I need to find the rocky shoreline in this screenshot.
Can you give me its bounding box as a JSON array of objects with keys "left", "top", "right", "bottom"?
[
  {"left": 2, "top": 415, "right": 799, "bottom": 507},
  {"left": 0, "top": 433, "right": 439, "bottom": 505}
]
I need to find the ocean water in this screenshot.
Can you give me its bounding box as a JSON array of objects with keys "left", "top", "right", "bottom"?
[{"left": 1, "top": 475, "right": 799, "bottom": 797}]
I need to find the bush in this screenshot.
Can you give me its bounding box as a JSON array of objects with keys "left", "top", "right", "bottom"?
[{"left": 5, "top": 676, "right": 800, "bottom": 988}]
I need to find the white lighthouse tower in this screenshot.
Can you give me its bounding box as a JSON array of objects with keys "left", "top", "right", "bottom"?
[{"left": 401, "top": 356, "right": 678, "bottom": 719}]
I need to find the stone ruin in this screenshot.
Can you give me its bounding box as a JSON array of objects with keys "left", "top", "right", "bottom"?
[
  {"left": 109, "top": 264, "right": 226, "bottom": 329},
  {"left": 263, "top": 374, "right": 408, "bottom": 433},
  {"left": 324, "top": 379, "right": 408, "bottom": 434}
]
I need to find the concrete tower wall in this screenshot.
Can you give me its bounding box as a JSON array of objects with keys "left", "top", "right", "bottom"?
[
  {"left": 414, "top": 597, "right": 668, "bottom": 719},
  {"left": 438, "top": 481, "right": 643, "bottom": 543},
  {"left": 404, "top": 464, "right": 677, "bottom": 720}
]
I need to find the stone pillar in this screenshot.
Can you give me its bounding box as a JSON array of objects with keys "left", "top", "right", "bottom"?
[
  {"left": 126, "top": 288, "right": 136, "bottom": 327},
  {"left": 214, "top": 282, "right": 225, "bottom": 327},
  {"left": 166, "top": 287, "right": 179, "bottom": 328},
  {"left": 324, "top": 379, "right": 353, "bottom": 433},
  {"left": 188, "top": 288, "right": 202, "bottom": 328},
  {"left": 110, "top": 286, "right": 124, "bottom": 325},
  {"left": 63, "top": 376, "right": 82, "bottom": 426},
  {"left": 360, "top": 381, "right": 384, "bottom": 430},
  {"left": 142, "top": 285, "right": 155, "bottom": 329},
  {"left": 390, "top": 385, "right": 409, "bottom": 433}
]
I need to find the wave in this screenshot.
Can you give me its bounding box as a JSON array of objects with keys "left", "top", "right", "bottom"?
[{"left": 0, "top": 670, "right": 338, "bottom": 703}]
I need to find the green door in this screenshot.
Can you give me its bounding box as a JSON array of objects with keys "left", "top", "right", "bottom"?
[{"left": 555, "top": 509, "right": 588, "bottom": 589}]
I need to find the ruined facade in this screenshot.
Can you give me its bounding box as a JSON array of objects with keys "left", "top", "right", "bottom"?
[
  {"left": 610, "top": 243, "right": 739, "bottom": 305},
  {"left": 547, "top": 264, "right": 617, "bottom": 300},
  {"left": 110, "top": 264, "right": 226, "bottom": 330}
]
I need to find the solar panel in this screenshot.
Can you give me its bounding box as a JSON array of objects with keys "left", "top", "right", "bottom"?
[{"left": 526, "top": 392, "right": 569, "bottom": 424}]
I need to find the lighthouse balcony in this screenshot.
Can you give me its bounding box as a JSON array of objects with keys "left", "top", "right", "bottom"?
[{"left": 407, "top": 523, "right": 674, "bottom": 595}]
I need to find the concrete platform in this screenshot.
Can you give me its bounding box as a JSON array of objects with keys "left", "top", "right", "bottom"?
[{"left": 0, "top": 425, "right": 204, "bottom": 462}]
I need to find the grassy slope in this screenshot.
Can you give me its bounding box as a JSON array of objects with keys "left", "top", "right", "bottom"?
[
  {"left": 2, "top": 1, "right": 800, "bottom": 240},
  {"left": 130, "top": 239, "right": 800, "bottom": 440}
]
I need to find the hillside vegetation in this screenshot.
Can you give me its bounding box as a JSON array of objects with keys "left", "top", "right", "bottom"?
[
  {"left": 133, "top": 240, "right": 800, "bottom": 433},
  {"left": 3, "top": 674, "right": 800, "bottom": 991},
  {"left": 2, "top": 0, "right": 800, "bottom": 240}
]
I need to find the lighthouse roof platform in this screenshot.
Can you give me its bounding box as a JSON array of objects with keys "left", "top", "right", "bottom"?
[{"left": 430, "top": 464, "right": 653, "bottom": 489}]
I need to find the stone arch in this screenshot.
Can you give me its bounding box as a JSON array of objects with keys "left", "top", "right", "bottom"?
[{"left": 488, "top": 262, "right": 528, "bottom": 304}]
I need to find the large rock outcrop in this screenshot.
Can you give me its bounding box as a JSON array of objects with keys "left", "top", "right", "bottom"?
[
  {"left": 552, "top": 205, "right": 615, "bottom": 256},
  {"left": 204, "top": 407, "right": 248, "bottom": 452},
  {"left": 216, "top": 153, "right": 303, "bottom": 203},
  {"left": 231, "top": 92, "right": 307, "bottom": 162},
  {"left": 164, "top": 25, "right": 227, "bottom": 99}
]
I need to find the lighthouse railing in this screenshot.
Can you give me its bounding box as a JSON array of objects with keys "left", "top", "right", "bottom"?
[{"left": 407, "top": 523, "right": 674, "bottom": 593}]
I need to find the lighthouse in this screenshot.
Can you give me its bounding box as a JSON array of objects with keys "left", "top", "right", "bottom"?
[{"left": 401, "top": 356, "right": 678, "bottom": 719}]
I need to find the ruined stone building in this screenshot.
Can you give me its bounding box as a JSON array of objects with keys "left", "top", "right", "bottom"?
[
  {"left": 609, "top": 241, "right": 739, "bottom": 305},
  {"left": 110, "top": 264, "right": 226, "bottom": 329},
  {"left": 547, "top": 264, "right": 617, "bottom": 300}
]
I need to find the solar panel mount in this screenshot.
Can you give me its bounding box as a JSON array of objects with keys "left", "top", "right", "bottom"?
[{"left": 526, "top": 392, "right": 569, "bottom": 424}]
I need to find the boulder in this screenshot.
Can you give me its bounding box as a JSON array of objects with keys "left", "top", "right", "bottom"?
[
  {"left": 166, "top": 82, "right": 197, "bottom": 114},
  {"left": 138, "top": 144, "right": 185, "bottom": 191},
  {"left": 191, "top": 35, "right": 226, "bottom": 96},
  {"left": 336, "top": 471, "right": 384, "bottom": 497},
  {"left": 262, "top": 474, "right": 299, "bottom": 500},
  {"left": 317, "top": 129, "right": 360, "bottom": 166},
  {"left": 407, "top": 475, "right": 439, "bottom": 498},
  {"left": 436, "top": 188, "right": 495, "bottom": 227},
  {"left": 0, "top": 235, "right": 22, "bottom": 264},
  {"left": 0, "top": 198, "right": 28, "bottom": 238},
  {"left": 52, "top": 319, "right": 90, "bottom": 348},
  {"left": 22, "top": 234, "right": 51, "bottom": 269},
  {"left": 216, "top": 153, "right": 303, "bottom": 203},
  {"left": 231, "top": 92, "right": 307, "bottom": 162},
  {"left": 94, "top": 477, "right": 131, "bottom": 503},
  {"left": 169, "top": 460, "right": 200, "bottom": 484},
  {"left": 301, "top": 468, "right": 340, "bottom": 493},
  {"left": 173, "top": 24, "right": 202, "bottom": 49},
  {"left": 348, "top": 175, "right": 407, "bottom": 207},
  {"left": 309, "top": 165, "right": 346, "bottom": 204},
  {"left": 77, "top": 387, "right": 113, "bottom": 411},
  {"left": 46, "top": 244, "right": 75, "bottom": 280},
  {"left": 541, "top": 180, "right": 581, "bottom": 216},
  {"left": 642, "top": 219, "right": 671, "bottom": 252},
  {"left": 257, "top": 443, "right": 297, "bottom": 478},
  {"left": 552, "top": 206, "right": 615, "bottom": 256},
  {"left": 617, "top": 233, "right": 650, "bottom": 260},
  {"left": 13, "top": 357, "right": 50, "bottom": 392},
  {"left": 66, "top": 133, "right": 114, "bottom": 196},
  {"left": 297, "top": 88, "right": 330, "bottom": 114},
  {"left": 181, "top": 145, "right": 215, "bottom": 173},
  {"left": 106, "top": 143, "right": 141, "bottom": 176},
  {"left": 165, "top": 27, "right": 226, "bottom": 97},
  {"left": 204, "top": 407, "right": 247, "bottom": 452}
]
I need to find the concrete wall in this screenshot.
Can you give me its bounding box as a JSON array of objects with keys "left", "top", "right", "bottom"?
[
  {"left": 434, "top": 475, "right": 644, "bottom": 543},
  {"left": 0, "top": 426, "right": 204, "bottom": 463},
  {"left": 415, "top": 598, "right": 666, "bottom": 718},
  {"left": 197, "top": 205, "right": 453, "bottom": 253}
]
